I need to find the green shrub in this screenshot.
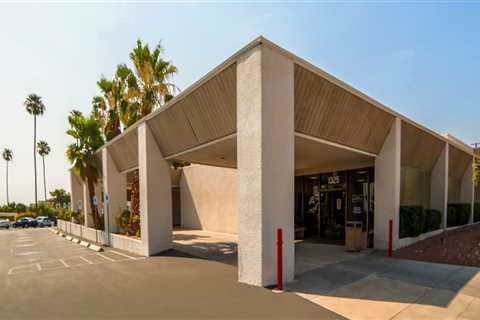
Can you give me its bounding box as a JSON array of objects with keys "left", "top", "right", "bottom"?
[
  {"left": 424, "top": 209, "right": 442, "bottom": 232},
  {"left": 473, "top": 203, "right": 479, "bottom": 222},
  {"left": 448, "top": 203, "right": 471, "bottom": 227},
  {"left": 116, "top": 208, "right": 140, "bottom": 237},
  {"left": 400, "top": 206, "right": 425, "bottom": 238},
  {"left": 15, "top": 203, "right": 27, "bottom": 213}
]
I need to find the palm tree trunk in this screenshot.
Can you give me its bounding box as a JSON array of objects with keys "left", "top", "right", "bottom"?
[
  {"left": 6, "top": 161, "right": 9, "bottom": 204},
  {"left": 33, "top": 115, "right": 38, "bottom": 211},
  {"left": 87, "top": 176, "right": 100, "bottom": 229},
  {"left": 42, "top": 156, "right": 47, "bottom": 201}
]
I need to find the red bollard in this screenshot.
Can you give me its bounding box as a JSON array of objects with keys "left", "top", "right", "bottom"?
[
  {"left": 388, "top": 219, "right": 393, "bottom": 257},
  {"left": 277, "top": 228, "right": 283, "bottom": 291}
]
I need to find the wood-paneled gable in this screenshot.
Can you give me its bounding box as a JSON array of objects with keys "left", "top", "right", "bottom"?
[
  {"left": 148, "top": 64, "right": 236, "bottom": 157},
  {"left": 449, "top": 145, "right": 472, "bottom": 179},
  {"left": 294, "top": 64, "right": 395, "bottom": 154},
  {"left": 108, "top": 130, "right": 139, "bottom": 173},
  {"left": 401, "top": 121, "right": 445, "bottom": 172}
]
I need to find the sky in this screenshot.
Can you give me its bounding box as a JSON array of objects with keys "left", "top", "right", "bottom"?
[{"left": 0, "top": 2, "right": 479, "bottom": 204}]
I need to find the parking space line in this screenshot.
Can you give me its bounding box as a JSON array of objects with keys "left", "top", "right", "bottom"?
[
  {"left": 59, "top": 259, "right": 69, "bottom": 267},
  {"left": 36, "top": 263, "right": 42, "bottom": 271},
  {"left": 97, "top": 253, "right": 116, "bottom": 262},
  {"left": 79, "top": 256, "right": 94, "bottom": 265},
  {"left": 109, "top": 250, "right": 142, "bottom": 260}
]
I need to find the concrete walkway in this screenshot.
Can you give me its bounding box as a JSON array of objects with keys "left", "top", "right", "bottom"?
[{"left": 289, "top": 244, "right": 480, "bottom": 320}]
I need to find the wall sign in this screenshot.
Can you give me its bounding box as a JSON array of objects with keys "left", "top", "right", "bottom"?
[{"left": 328, "top": 175, "right": 340, "bottom": 185}]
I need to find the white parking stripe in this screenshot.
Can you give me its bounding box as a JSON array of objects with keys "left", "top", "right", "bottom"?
[
  {"left": 59, "top": 259, "right": 69, "bottom": 267},
  {"left": 79, "top": 256, "right": 94, "bottom": 265},
  {"left": 109, "top": 251, "right": 139, "bottom": 260},
  {"left": 36, "top": 263, "right": 42, "bottom": 271},
  {"left": 97, "top": 253, "right": 115, "bottom": 262}
]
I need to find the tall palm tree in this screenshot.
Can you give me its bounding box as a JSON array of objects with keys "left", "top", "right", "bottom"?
[
  {"left": 37, "top": 140, "right": 51, "bottom": 202},
  {"left": 24, "top": 94, "right": 46, "bottom": 211},
  {"left": 66, "top": 110, "right": 104, "bottom": 229},
  {"left": 2, "top": 149, "right": 13, "bottom": 204}
]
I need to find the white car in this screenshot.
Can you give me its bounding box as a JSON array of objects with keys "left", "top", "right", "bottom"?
[
  {"left": 0, "top": 219, "right": 10, "bottom": 229},
  {"left": 36, "top": 216, "right": 52, "bottom": 227}
]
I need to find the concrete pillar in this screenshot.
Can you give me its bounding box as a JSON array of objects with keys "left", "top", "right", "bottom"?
[
  {"left": 374, "top": 117, "right": 401, "bottom": 250},
  {"left": 70, "top": 171, "right": 83, "bottom": 211},
  {"left": 236, "top": 44, "right": 295, "bottom": 287},
  {"left": 430, "top": 142, "right": 448, "bottom": 229},
  {"left": 102, "top": 148, "right": 127, "bottom": 237},
  {"left": 138, "top": 123, "right": 173, "bottom": 256},
  {"left": 460, "top": 157, "right": 474, "bottom": 224}
]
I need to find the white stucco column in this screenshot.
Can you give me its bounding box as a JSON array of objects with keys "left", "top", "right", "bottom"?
[
  {"left": 374, "top": 117, "right": 401, "bottom": 250},
  {"left": 138, "top": 123, "right": 173, "bottom": 256},
  {"left": 102, "top": 148, "right": 127, "bottom": 239},
  {"left": 70, "top": 171, "right": 83, "bottom": 211},
  {"left": 460, "top": 156, "right": 474, "bottom": 224},
  {"left": 237, "top": 44, "right": 295, "bottom": 287},
  {"left": 430, "top": 142, "right": 448, "bottom": 229}
]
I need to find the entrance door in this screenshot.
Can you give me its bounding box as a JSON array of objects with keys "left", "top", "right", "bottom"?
[{"left": 319, "top": 190, "right": 346, "bottom": 244}]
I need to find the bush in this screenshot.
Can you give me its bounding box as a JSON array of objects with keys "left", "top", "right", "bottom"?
[
  {"left": 116, "top": 208, "right": 140, "bottom": 237},
  {"left": 474, "top": 203, "right": 480, "bottom": 223},
  {"left": 448, "top": 203, "right": 471, "bottom": 227},
  {"left": 15, "top": 203, "right": 27, "bottom": 213},
  {"left": 424, "top": 209, "right": 442, "bottom": 232},
  {"left": 400, "top": 206, "right": 425, "bottom": 238}
]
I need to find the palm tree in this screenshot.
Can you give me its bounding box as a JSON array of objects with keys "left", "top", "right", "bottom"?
[
  {"left": 37, "top": 140, "right": 51, "bottom": 202},
  {"left": 2, "top": 149, "right": 13, "bottom": 204},
  {"left": 121, "top": 39, "right": 177, "bottom": 126},
  {"left": 66, "top": 110, "right": 104, "bottom": 229},
  {"left": 24, "top": 94, "right": 46, "bottom": 211},
  {"left": 92, "top": 66, "right": 130, "bottom": 141},
  {"left": 120, "top": 40, "right": 177, "bottom": 234}
]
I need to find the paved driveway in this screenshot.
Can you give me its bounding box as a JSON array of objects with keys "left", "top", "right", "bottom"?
[
  {"left": 0, "top": 228, "right": 342, "bottom": 319},
  {"left": 289, "top": 244, "right": 480, "bottom": 320}
]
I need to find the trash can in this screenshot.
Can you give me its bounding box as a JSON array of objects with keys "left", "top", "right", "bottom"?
[{"left": 345, "top": 221, "right": 363, "bottom": 252}]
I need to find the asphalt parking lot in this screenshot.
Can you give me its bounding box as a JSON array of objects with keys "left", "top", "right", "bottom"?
[{"left": 0, "top": 228, "right": 342, "bottom": 319}]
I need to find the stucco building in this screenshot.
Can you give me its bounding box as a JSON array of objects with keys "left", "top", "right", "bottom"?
[{"left": 69, "top": 37, "right": 479, "bottom": 287}]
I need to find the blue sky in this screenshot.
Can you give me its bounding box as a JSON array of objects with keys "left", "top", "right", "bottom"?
[{"left": 0, "top": 2, "right": 479, "bottom": 204}]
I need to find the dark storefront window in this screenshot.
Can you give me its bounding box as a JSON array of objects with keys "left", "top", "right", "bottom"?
[{"left": 294, "top": 167, "right": 374, "bottom": 247}]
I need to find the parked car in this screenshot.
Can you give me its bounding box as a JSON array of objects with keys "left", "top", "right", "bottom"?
[
  {"left": 0, "top": 219, "right": 10, "bottom": 229},
  {"left": 36, "top": 216, "right": 52, "bottom": 227},
  {"left": 13, "top": 217, "right": 38, "bottom": 228}
]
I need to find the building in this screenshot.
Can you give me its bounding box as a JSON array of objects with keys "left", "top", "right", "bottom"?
[{"left": 69, "top": 36, "right": 479, "bottom": 287}]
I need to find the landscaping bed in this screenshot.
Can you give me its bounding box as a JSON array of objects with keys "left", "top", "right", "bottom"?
[{"left": 394, "top": 223, "right": 480, "bottom": 267}]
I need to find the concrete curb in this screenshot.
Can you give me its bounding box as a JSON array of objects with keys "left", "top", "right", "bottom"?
[
  {"left": 55, "top": 229, "right": 105, "bottom": 252},
  {"left": 79, "top": 241, "right": 90, "bottom": 247},
  {"left": 89, "top": 244, "right": 103, "bottom": 252}
]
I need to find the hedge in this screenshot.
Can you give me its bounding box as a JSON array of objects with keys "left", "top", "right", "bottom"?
[
  {"left": 400, "top": 206, "right": 442, "bottom": 238},
  {"left": 400, "top": 206, "right": 425, "bottom": 238},
  {"left": 474, "top": 203, "right": 480, "bottom": 223},
  {"left": 447, "top": 203, "right": 471, "bottom": 227},
  {"left": 424, "top": 209, "right": 442, "bottom": 232}
]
